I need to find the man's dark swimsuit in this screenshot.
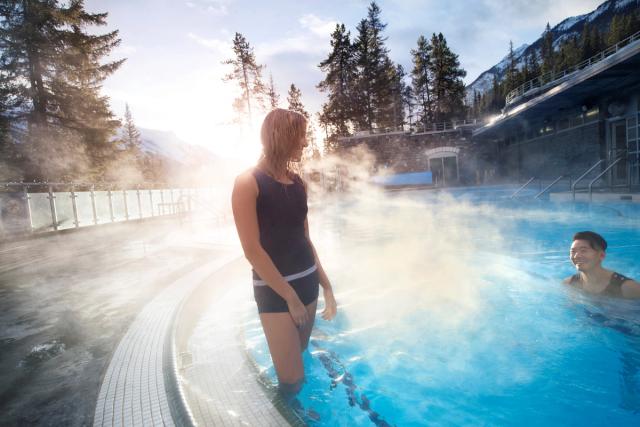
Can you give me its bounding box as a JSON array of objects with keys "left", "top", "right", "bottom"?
[{"left": 568, "top": 272, "right": 631, "bottom": 297}]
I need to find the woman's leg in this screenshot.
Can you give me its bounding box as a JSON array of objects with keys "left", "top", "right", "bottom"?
[
  {"left": 259, "top": 299, "right": 318, "bottom": 392},
  {"left": 259, "top": 312, "right": 304, "bottom": 390},
  {"left": 298, "top": 299, "right": 317, "bottom": 352}
]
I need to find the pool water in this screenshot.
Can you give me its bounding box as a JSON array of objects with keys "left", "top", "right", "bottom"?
[{"left": 244, "top": 186, "right": 640, "bottom": 426}]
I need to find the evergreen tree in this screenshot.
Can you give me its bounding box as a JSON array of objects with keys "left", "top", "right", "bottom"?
[
  {"left": 123, "top": 103, "right": 141, "bottom": 150},
  {"left": 388, "top": 63, "right": 407, "bottom": 130},
  {"left": 222, "top": 32, "right": 266, "bottom": 125},
  {"left": 429, "top": 33, "right": 466, "bottom": 122},
  {"left": 506, "top": 40, "right": 518, "bottom": 93},
  {"left": 287, "top": 83, "right": 308, "bottom": 118},
  {"left": 0, "top": 0, "right": 124, "bottom": 181},
  {"left": 410, "top": 34, "right": 433, "bottom": 129},
  {"left": 402, "top": 84, "right": 414, "bottom": 127},
  {"left": 286, "top": 84, "right": 317, "bottom": 158},
  {"left": 540, "top": 23, "right": 555, "bottom": 77},
  {"left": 608, "top": 14, "right": 623, "bottom": 46},
  {"left": 266, "top": 73, "right": 280, "bottom": 109},
  {"left": 580, "top": 22, "right": 595, "bottom": 59},
  {"left": 317, "top": 23, "right": 357, "bottom": 140},
  {"left": 489, "top": 73, "right": 503, "bottom": 113},
  {"left": 526, "top": 51, "right": 540, "bottom": 79},
  {"left": 556, "top": 35, "right": 580, "bottom": 70},
  {"left": 352, "top": 1, "right": 395, "bottom": 130}
]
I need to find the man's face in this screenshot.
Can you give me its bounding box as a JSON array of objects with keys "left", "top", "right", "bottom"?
[{"left": 570, "top": 239, "right": 605, "bottom": 272}]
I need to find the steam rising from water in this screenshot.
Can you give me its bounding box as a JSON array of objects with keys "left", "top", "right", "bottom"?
[{"left": 304, "top": 149, "right": 512, "bottom": 333}]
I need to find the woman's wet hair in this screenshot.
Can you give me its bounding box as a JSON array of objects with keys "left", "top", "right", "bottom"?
[
  {"left": 573, "top": 231, "right": 607, "bottom": 251},
  {"left": 260, "top": 108, "right": 307, "bottom": 173}
]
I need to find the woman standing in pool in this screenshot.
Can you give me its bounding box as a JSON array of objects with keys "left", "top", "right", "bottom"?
[{"left": 232, "top": 108, "right": 337, "bottom": 394}]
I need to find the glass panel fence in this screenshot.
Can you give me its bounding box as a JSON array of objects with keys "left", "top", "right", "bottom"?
[
  {"left": 28, "top": 192, "right": 54, "bottom": 231},
  {"left": 125, "top": 190, "right": 140, "bottom": 219},
  {"left": 2, "top": 185, "right": 220, "bottom": 238},
  {"left": 151, "top": 189, "right": 164, "bottom": 216},
  {"left": 93, "top": 191, "right": 112, "bottom": 224},
  {"left": 54, "top": 191, "right": 76, "bottom": 230},
  {"left": 140, "top": 190, "right": 153, "bottom": 218},
  {"left": 110, "top": 191, "right": 126, "bottom": 222},
  {"left": 75, "top": 191, "right": 95, "bottom": 226}
]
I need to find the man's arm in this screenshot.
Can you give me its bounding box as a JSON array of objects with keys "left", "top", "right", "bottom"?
[{"left": 621, "top": 279, "right": 640, "bottom": 299}]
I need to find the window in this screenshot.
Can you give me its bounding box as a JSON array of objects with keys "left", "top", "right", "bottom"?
[{"left": 584, "top": 106, "right": 599, "bottom": 123}]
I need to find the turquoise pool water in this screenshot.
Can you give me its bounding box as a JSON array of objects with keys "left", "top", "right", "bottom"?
[{"left": 245, "top": 187, "right": 640, "bottom": 426}]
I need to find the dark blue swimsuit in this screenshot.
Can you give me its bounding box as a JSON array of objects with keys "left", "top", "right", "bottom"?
[
  {"left": 251, "top": 168, "right": 319, "bottom": 313},
  {"left": 568, "top": 272, "right": 630, "bottom": 297}
]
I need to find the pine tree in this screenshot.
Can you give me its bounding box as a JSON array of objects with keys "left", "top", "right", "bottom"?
[
  {"left": 506, "top": 40, "right": 518, "bottom": 93},
  {"left": 222, "top": 32, "right": 266, "bottom": 125},
  {"left": 388, "top": 63, "right": 407, "bottom": 130},
  {"left": 410, "top": 35, "right": 433, "bottom": 129},
  {"left": 429, "top": 33, "right": 466, "bottom": 122},
  {"left": 540, "top": 23, "right": 555, "bottom": 77},
  {"left": 266, "top": 73, "right": 280, "bottom": 109},
  {"left": 352, "top": 1, "right": 395, "bottom": 131},
  {"left": 317, "top": 23, "right": 357, "bottom": 139},
  {"left": 287, "top": 84, "right": 308, "bottom": 118},
  {"left": 123, "top": 103, "right": 141, "bottom": 150},
  {"left": 527, "top": 51, "right": 540, "bottom": 78},
  {"left": 287, "top": 84, "right": 317, "bottom": 158},
  {"left": 580, "top": 22, "right": 594, "bottom": 59},
  {"left": 0, "top": 0, "right": 124, "bottom": 181},
  {"left": 608, "top": 15, "right": 623, "bottom": 46}
]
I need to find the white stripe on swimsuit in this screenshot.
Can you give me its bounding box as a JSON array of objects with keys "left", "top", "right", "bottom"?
[{"left": 253, "top": 264, "right": 317, "bottom": 287}]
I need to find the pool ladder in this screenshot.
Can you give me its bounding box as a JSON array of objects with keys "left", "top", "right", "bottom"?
[{"left": 510, "top": 175, "right": 567, "bottom": 199}]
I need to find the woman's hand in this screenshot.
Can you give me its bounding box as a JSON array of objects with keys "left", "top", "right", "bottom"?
[
  {"left": 286, "top": 294, "right": 309, "bottom": 327},
  {"left": 321, "top": 287, "right": 337, "bottom": 320}
]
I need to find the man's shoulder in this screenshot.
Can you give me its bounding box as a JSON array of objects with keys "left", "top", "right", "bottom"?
[{"left": 621, "top": 278, "right": 640, "bottom": 298}]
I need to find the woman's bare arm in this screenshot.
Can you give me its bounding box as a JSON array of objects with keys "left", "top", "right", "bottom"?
[
  {"left": 305, "top": 218, "right": 337, "bottom": 320},
  {"left": 231, "top": 171, "right": 309, "bottom": 326}
]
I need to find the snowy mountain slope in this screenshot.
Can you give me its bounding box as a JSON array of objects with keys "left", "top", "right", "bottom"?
[{"left": 136, "top": 128, "right": 220, "bottom": 166}]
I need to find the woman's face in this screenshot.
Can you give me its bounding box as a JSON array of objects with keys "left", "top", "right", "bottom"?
[{"left": 290, "top": 134, "right": 308, "bottom": 162}]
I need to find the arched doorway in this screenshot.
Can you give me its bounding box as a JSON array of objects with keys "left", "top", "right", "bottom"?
[{"left": 426, "top": 147, "right": 459, "bottom": 186}]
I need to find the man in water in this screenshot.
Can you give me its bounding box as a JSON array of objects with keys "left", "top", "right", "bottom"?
[{"left": 564, "top": 231, "right": 640, "bottom": 298}]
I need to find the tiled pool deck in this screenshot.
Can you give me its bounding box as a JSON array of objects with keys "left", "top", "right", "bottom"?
[{"left": 92, "top": 235, "right": 300, "bottom": 426}]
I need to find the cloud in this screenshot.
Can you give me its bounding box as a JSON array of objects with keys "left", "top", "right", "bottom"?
[
  {"left": 256, "top": 14, "right": 336, "bottom": 58},
  {"left": 187, "top": 32, "right": 232, "bottom": 57},
  {"left": 185, "top": 0, "right": 234, "bottom": 16},
  {"left": 299, "top": 14, "right": 338, "bottom": 37}
]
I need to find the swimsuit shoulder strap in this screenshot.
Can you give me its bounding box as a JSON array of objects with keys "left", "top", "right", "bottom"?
[{"left": 603, "top": 272, "right": 629, "bottom": 297}]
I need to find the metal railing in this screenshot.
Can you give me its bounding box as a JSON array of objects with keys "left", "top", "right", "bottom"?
[
  {"left": 0, "top": 181, "right": 225, "bottom": 239},
  {"left": 346, "top": 119, "right": 481, "bottom": 139},
  {"left": 572, "top": 159, "right": 605, "bottom": 201},
  {"left": 506, "top": 30, "right": 640, "bottom": 106},
  {"left": 588, "top": 157, "right": 625, "bottom": 202},
  {"left": 510, "top": 176, "right": 537, "bottom": 198},
  {"left": 534, "top": 175, "right": 567, "bottom": 199}
]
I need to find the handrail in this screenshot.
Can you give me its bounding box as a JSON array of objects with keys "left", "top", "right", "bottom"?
[
  {"left": 572, "top": 159, "right": 604, "bottom": 201},
  {"left": 588, "top": 156, "right": 625, "bottom": 202},
  {"left": 534, "top": 175, "right": 565, "bottom": 199},
  {"left": 510, "top": 176, "right": 536, "bottom": 198},
  {"left": 506, "top": 29, "right": 640, "bottom": 106}
]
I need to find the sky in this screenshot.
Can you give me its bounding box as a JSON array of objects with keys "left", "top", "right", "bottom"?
[{"left": 85, "top": 0, "right": 604, "bottom": 159}]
